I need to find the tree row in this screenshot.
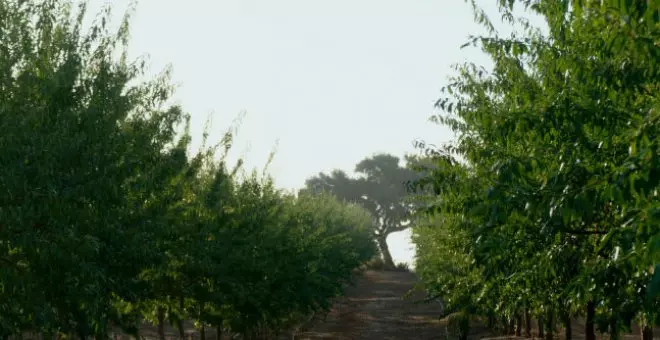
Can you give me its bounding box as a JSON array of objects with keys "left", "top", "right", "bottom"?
[
  {"left": 411, "top": 1, "right": 659, "bottom": 340},
  {"left": 0, "top": 1, "right": 376, "bottom": 338}
]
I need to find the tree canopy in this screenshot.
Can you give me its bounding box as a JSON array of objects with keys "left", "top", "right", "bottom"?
[
  {"left": 412, "top": 1, "right": 659, "bottom": 340},
  {"left": 0, "top": 1, "right": 376, "bottom": 338},
  {"left": 302, "top": 153, "right": 420, "bottom": 267}
]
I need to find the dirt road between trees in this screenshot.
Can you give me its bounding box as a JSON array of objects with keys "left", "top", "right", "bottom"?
[
  {"left": 296, "top": 270, "right": 456, "bottom": 340},
  {"left": 115, "top": 269, "right": 657, "bottom": 340}
]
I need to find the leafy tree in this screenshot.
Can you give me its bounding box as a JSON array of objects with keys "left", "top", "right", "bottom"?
[
  {"left": 302, "top": 153, "right": 420, "bottom": 267},
  {"left": 412, "top": 1, "right": 660, "bottom": 340},
  {"left": 0, "top": 0, "right": 190, "bottom": 337},
  {"left": 0, "top": 1, "right": 379, "bottom": 338}
]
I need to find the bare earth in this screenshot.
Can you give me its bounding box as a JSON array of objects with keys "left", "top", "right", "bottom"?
[
  {"left": 107, "top": 269, "right": 657, "bottom": 340},
  {"left": 297, "top": 270, "right": 458, "bottom": 340},
  {"left": 127, "top": 270, "right": 491, "bottom": 340},
  {"left": 295, "top": 270, "right": 659, "bottom": 340}
]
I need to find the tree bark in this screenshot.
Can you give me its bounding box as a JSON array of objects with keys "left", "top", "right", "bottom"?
[
  {"left": 641, "top": 325, "right": 653, "bottom": 340},
  {"left": 178, "top": 295, "right": 186, "bottom": 339},
  {"left": 562, "top": 313, "right": 572, "bottom": 340},
  {"left": 610, "top": 321, "right": 620, "bottom": 340},
  {"left": 487, "top": 313, "right": 495, "bottom": 329},
  {"left": 216, "top": 325, "right": 223, "bottom": 340},
  {"left": 545, "top": 311, "right": 554, "bottom": 340},
  {"left": 508, "top": 317, "right": 515, "bottom": 335},
  {"left": 135, "top": 316, "right": 142, "bottom": 340},
  {"left": 376, "top": 236, "right": 394, "bottom": 268},
  {"left": 178, "top": 321, "right": 186, "bottom": 340},
  {"left": 198, "top": 302, "right": 207, "bottom": 340},
  {"left": 524, "top": 309, "right": 532, "bottom": 337},
  {"left": 586, "top": 301, "right": 595, "bottom": 340},
  {"left": 516, "top": 314, "right": 522, "bottom": 336},
  {"left": 538, "top": 316, "right": 545, "bottom": 338},
  {"left": 157, "top": 306, "right": 166, "bottom": 340}
]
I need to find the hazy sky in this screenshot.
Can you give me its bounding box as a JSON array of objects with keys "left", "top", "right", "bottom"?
[{"left": 87, "top": 0, "right": 536, "bottom": 266}]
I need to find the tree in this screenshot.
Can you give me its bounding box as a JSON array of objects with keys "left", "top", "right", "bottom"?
[
  {"left": 0, "top": 0, "right": 191, "bottom": 336},
  {"left": 412, "top": 0, "right": 660, "bottom": 339},
  {"left": 0, "top": 1, "right": 380, "bottom": 338},
  {"left": 302, "top": 153, "right": 420, "bottom": 268}
]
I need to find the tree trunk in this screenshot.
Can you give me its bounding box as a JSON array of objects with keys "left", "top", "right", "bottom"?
[
  {"left": 178, "top": 321, "right": 185, "bottom": 340},
  {"left": 641, "top": 325, "right": 653, "bottom": 340},
  {"left": 487, "top": 313, "right": 495, "bottom": 329},
  {"left": 508, "top": 317, "right": 515, "bottom": 335},
  {"left": 586, "top": 301, "right": 595, "bottom": 340},
  {"left": 178, "top": 295, "right": 186, "bottom": 339},
  {"left": 376, "top": 236, "right": 394, "bottom": 268},
  {"left": 538, "top": 316, "right": 545, "bottom": 338},
  {"left": 157, "top": 306, "right": 166, "bottom": 340},
  {"left": 545, "top": 311, "right": 554, "bottom": 340},
  {"left": 216, "top": 325, "right": 223, "bottom": 340},
  {"left": 198, "top": 302, "right": 207, "bottom": 340},
  {"left": 516, "top": 314, "right": 522, "bottom": 337},
  {"left": 524, "top": 309, "right": 532, "bottom": 337},
  {"left": 457, "top": 312, "right": 470, "bottom": 340},
  {"left": 135, "top": 315, "right": 142, "bottom": 340},
  {"left": 610, "top": 321, "right": 619, "bottom": 340},
  {"left": 562, "top": 313, "right": 572, "bottom": 340}
]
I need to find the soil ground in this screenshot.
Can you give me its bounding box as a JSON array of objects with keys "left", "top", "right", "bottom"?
[
  {"left": 109, "top": 270, "right": 487, "bottom": 340},
  {"left": 295, "top": 270, "right": 454, "bottom": 339},
  {"left": 293, "top": 270, "right": 659, "bottom": 340},
  {"left": 104, "top": 269, "right": 658, "bottom": 340}
]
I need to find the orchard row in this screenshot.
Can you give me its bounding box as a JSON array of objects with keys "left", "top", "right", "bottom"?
[
  {"left": 411, "top": 1, "right": 660, "bottom": 340},
  {"left": 0, "top": 1, "right": 376, "bottom": 338}
]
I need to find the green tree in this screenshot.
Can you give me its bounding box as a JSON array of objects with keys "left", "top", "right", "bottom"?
[
  {"left": 0, "top": 1, "right": 381, "bottom": 338},
  {"left": 412, "top": 1, "right": 660, "bottom": 340},
  {"left": 302, "top": 153, "right": 419, "bottom": 268},
  {"left": 0, "top": 0, "right": 191, "bottom": 337}
]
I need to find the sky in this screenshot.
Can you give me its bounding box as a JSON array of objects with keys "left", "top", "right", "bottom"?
[{"left": 87, "top": 0, "right": 539, "bottom": 266}]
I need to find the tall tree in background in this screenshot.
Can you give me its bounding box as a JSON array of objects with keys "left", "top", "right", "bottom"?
[{"left": 302, "top": 153, "right": 419, "bottom": 267}]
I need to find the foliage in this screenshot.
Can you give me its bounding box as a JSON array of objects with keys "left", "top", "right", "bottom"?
[
  {"left": 0, "top": 1, "right": 376, "bottom": 338},
  {"left": 363, "top": 258, "right": 412, "bottom": 272},
  {"left": 302, "top": 153, "right": 421, "bottom": 268},
  {"left": 394, "top": 262, "right": 412, "bottom": 273},
  {"left": 446, "top": 312, "right": 470, "bottom": 340},
  {"left": 412, "top": 0, "right": 660, "bottom": 338}
]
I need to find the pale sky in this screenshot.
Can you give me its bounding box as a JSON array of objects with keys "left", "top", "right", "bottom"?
[{"left": 87, "top": 0, "right": 540, "bottom": 266}]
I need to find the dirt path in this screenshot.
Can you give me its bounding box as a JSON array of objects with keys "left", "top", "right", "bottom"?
[
  {"left": 296, "top": 269, "right": 660, "bottom": 340},
  {"left": 119, "top": 269, "right": 490, "bottom": 340},
  {"left": 296, "top": 270, "right": 451, "bottom": 340},
  {"left": 114, "top": 269, "right": 658, "bottom": 339}
]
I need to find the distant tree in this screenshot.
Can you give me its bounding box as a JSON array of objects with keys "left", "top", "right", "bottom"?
[{"left": 302, "top": 154, "right": 420, "bottom": 268}]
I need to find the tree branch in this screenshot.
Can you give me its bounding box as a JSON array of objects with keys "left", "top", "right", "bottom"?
[
  {"left": 385, "top": 224, "right": 409, "bottom": 234},
  {"left": 0, "top": 256, "right": 25, "bottom": 272},
  {"left": 562, "top": 228, "right": 606, "bottom": 235}
]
